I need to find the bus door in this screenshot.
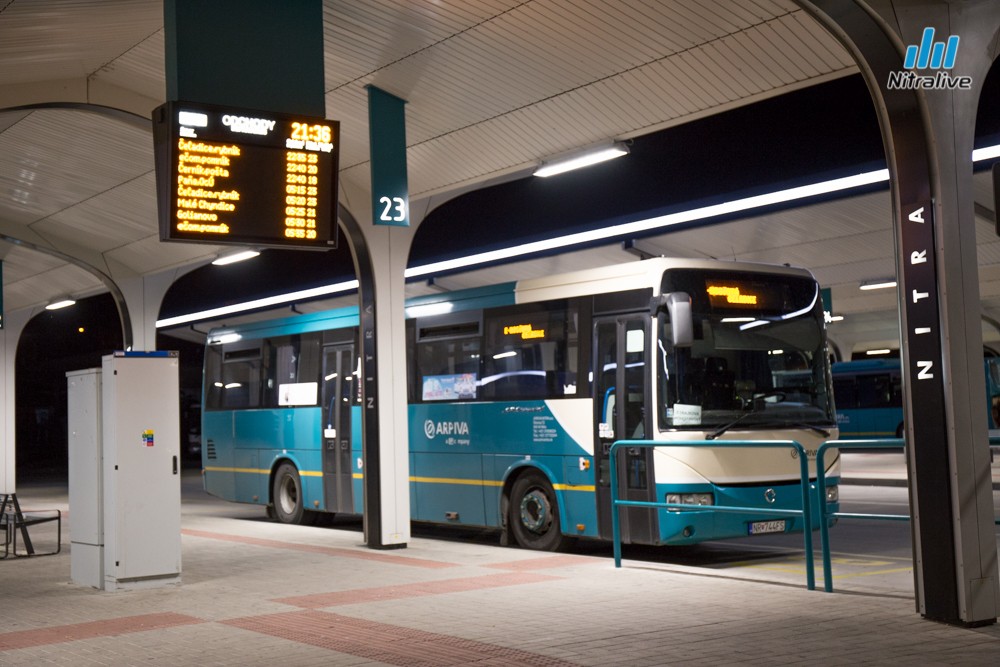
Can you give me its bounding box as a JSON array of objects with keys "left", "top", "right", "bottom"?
[
  {"left": 594, "top": 316, "right": 655, "bottom": 543},
  {"left": 321, "top": 344, "right": 355, "bottom": 514}
]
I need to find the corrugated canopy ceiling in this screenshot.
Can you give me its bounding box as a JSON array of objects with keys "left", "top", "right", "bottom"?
[{"left": 1, "top": 0, "right": 999, "bottom": 356}]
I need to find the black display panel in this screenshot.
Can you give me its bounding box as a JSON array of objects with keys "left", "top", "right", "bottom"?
[{"left": 153, "top": 100, "right": 339, "bottom": 249}]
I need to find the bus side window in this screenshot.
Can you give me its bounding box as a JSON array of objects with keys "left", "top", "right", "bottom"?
[
  {"left": 481, "top": 304, "right": 578, "bottom": 401},
  {"left": 204, "top": 346, "right": 224, "bottom": 409},
  {"left": 222, "top": 357, "right": 261, "bottom": 408},
  {"left": 264, "top": 335, "right": 320, "bottom": 407},
  {"left": 833, "top": 377, "right": 857, "bottom": 409}
]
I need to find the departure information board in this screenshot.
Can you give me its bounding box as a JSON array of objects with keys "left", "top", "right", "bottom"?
[{"left": 153, "top": 101, "right": 339, "bottom": 249}]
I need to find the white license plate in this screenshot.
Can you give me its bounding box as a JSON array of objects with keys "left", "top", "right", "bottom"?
[{"left": 748, "top": 519, "right": 786, "bottom": 535}]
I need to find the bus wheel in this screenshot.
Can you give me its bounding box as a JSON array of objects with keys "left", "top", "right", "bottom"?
[
  {"left": 272, "top": 462, "right": 307, "bottom": 525},
  {"left": 509, "top": 470, "right": 565, "bottom": 551}
]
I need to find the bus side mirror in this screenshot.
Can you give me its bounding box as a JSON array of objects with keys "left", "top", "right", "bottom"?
[{"left": 651, "top": 292, "right": 693, "bottom": 348}]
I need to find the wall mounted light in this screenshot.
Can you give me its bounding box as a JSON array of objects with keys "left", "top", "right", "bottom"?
[
  {"left": 212, "top": 249, "right": 260, "bottom": 266},
  {"left": 533, "top": 142, "right": 629, "bottom": 178},
  {"left": 865, "top": 348, "right": 892, "bottom": 355},
  {"left": 45, "top": 297, "right": 76, "bottom": 310},
  {"left": 859, "top": 279, "right": 897, "bottom": 291}
]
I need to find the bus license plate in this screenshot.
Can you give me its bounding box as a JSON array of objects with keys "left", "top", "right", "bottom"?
[{"left": 748, "top": 520, "right": 786, "bottom": 535}]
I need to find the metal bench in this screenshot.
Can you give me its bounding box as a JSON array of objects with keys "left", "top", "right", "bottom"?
[{"left": 1, "top": 493, "right": 62, "bottom": 559}]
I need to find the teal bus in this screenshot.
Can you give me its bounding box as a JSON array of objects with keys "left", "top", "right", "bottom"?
[
  {"left": 832, "top": 357, "right": 1000, "bottom": 439},
  {"left": 201, "top": 258, "right": 840, "bottom": 551}
]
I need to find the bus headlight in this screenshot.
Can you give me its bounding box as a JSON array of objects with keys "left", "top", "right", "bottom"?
[
  {"left": 825, "top": 485, "right": 839, "bottom": 503},
  {"left": 666, "top": 492, "right": 714, "bottom": 509}
]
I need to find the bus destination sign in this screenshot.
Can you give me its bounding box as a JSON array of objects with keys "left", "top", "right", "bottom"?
[{"left": 153, "top": 101, "right": 339, "bottom": 249}]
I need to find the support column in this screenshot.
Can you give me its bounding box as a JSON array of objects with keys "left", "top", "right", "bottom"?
[
  {"left": 799, "top": 0, "right": 999, "bottom": 626},
  {"left": 337, "top": 203, "right": 414, "bottom": 548},
  {"left": 0, "top": 309, "right": 36, "bottom": 494},
  {"left": 118, "top": 270, "right": 193, "bottom": 351}
]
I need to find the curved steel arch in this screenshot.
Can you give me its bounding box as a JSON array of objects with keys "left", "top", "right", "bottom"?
[{"left": 0, "top": 101, "right": 157, "bottom": 350}]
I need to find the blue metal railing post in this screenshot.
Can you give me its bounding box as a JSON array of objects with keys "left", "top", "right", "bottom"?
[
  {"left": 816, "top": 438, "right": 906, "bottom": 593},
  {"left": 610, "top": 443, "right": 623, "bottom": 568},
  {"left": 796, "top": 441, "right": 814, "bottom": 591},
  {"left": 609, "top": 439, "right": 816, "bottom": 590},
  {"left": 816, "top": 441, "right": 835, "bottom": 593}
]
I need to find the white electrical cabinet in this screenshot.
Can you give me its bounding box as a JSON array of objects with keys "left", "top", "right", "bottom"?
[
  {"left": 67, "top": 352, "right": 182, "bottom": 591},
  {"left": 67, "top": 368, "right": 103, "bottom": 589}
]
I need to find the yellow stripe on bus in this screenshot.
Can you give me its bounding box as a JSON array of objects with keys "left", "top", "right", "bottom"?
[
  {"left": 410, "top": 476, "right": 503, "bottom": 487},
  {"left": 409, "top": 477, "right": 595, "bottom": 492},
  {"left": 208, "top": 468, "right": 594, "bottom": 493},
  {"left": 204, "top": 466, "right": 321, "bottom": 477}
]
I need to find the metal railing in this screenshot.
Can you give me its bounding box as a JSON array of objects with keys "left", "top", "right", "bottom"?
[
  {"left": 815, "top": 439, "right": 907, "bottom": 592},
  {"left": 610, "top": 437, "right": 998, "bottom": 594},
  {"left": 609, "top": 439, "right": 818, "bottom": 590}
]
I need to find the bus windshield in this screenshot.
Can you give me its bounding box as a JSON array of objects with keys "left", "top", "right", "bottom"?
[{"left": 657, "top": 268, "right": 834, "bottom": 430}]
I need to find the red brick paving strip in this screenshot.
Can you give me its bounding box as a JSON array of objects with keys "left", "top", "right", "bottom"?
[
  {"left": 182, "top": 528, "right": 454, "bottom": 568},
  {"left": 223, "top": 609, "right": 580, "bottom": 666},
  {"left": 486, "top": 555, "right": 597, "bottom": 570},
  {"left": 275, "top": 571, "right": 561, "bottom": 608},
  {"left": 0, "top": 612, "right": 203, "bottom": 651}
]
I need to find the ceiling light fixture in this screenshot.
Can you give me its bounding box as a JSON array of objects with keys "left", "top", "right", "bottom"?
[
  {"left": 156, "top": 279, "right": 360, "bottom": 328},
  {"left": 45, "top": 297, "right": 76, "bottom": 310},
  {"left": 865, "top": 349, "right": 892, "bottom": 356},
  {"left": 405, "top": 168, "right": 892, "bottom": 279},
  {"left": 859, "top": 279, "right": 897, "bottom": 291},
  {"left": 212, "top": 249, "right": 260, "bottom": 266},
  {"left": 405, "top": 301, "right": 454, "bottom": 318},
  {"left": 533, "top": 142, "right": 629, "bottom": 178}
]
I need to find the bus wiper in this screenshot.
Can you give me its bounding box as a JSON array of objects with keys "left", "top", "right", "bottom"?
[
  {"left": 705, "top": 411, "right": 755, "bottom": 440},
  {"left": 706, "top": 416, "right": 831, "bottom": 440}
]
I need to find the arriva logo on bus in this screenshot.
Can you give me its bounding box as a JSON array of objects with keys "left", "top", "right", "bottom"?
[{"left": 424, "top": 419, "right": 471, "bottom": 439}]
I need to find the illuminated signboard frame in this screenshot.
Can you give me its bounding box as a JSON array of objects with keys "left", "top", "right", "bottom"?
[
  {"left": 704, "top": 279, "right": 788, "bottom": 312},
  {"left": 153, "top": 100, "right": 339, "bottom": 249}
]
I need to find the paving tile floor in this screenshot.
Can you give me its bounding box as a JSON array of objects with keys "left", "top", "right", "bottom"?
[{"left": 1, "top": 469, "right": 999, "bottom": 666}]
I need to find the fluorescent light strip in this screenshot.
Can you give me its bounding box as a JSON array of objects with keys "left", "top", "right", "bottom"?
[
  {"left": 973, "top": 145, "right": 1000, "bottom": 162},
  {"left": 405, "top": 169, "right": 891, "bottom": 278},
  {"left": 156, "top": 279, "right": 359, "bottom": 328},
  {"left": 213, "top": 250, "right": 260, "bottom": 266},
  {"left": 534, "top": 145, "right": 629, "bottom": 178},
  {"left": 859, "top": 281, "right": 897, "bottom": 291},
  {"left": 45, "top": 299, "right": 76, "bottom": 310}
]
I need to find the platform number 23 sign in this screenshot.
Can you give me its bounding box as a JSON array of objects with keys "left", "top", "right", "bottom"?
[{"left": 378, "top": 196, "right": 407, "bottom": 223}]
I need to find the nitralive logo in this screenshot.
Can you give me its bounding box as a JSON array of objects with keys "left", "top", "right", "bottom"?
[{"left": 888, "top": 27, "right": 972, "bottom": 91}]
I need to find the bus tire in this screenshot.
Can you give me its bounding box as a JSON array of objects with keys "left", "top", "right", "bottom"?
[
  {"left": 272, "top": 462, "right": 309, "bottom": 525},
  {"left": 509, "top": 470, "right": 565, "bottom": 551}
]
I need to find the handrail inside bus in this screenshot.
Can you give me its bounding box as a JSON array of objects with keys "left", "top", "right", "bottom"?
[{"left": 608, "top": 439, "right": 817, "bottom": 590}]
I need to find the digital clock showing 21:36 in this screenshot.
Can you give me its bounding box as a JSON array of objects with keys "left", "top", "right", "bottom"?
[{"left": 152, "top": 100, "right": 340, "bottom": 249}]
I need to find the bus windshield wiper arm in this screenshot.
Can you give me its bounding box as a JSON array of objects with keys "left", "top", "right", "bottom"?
[
  {"left": 705, "top": 411, "right": 755, "bottom": 440},
  {"left": 706, "top": 417, "right": 830, "bottom": 441}
]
